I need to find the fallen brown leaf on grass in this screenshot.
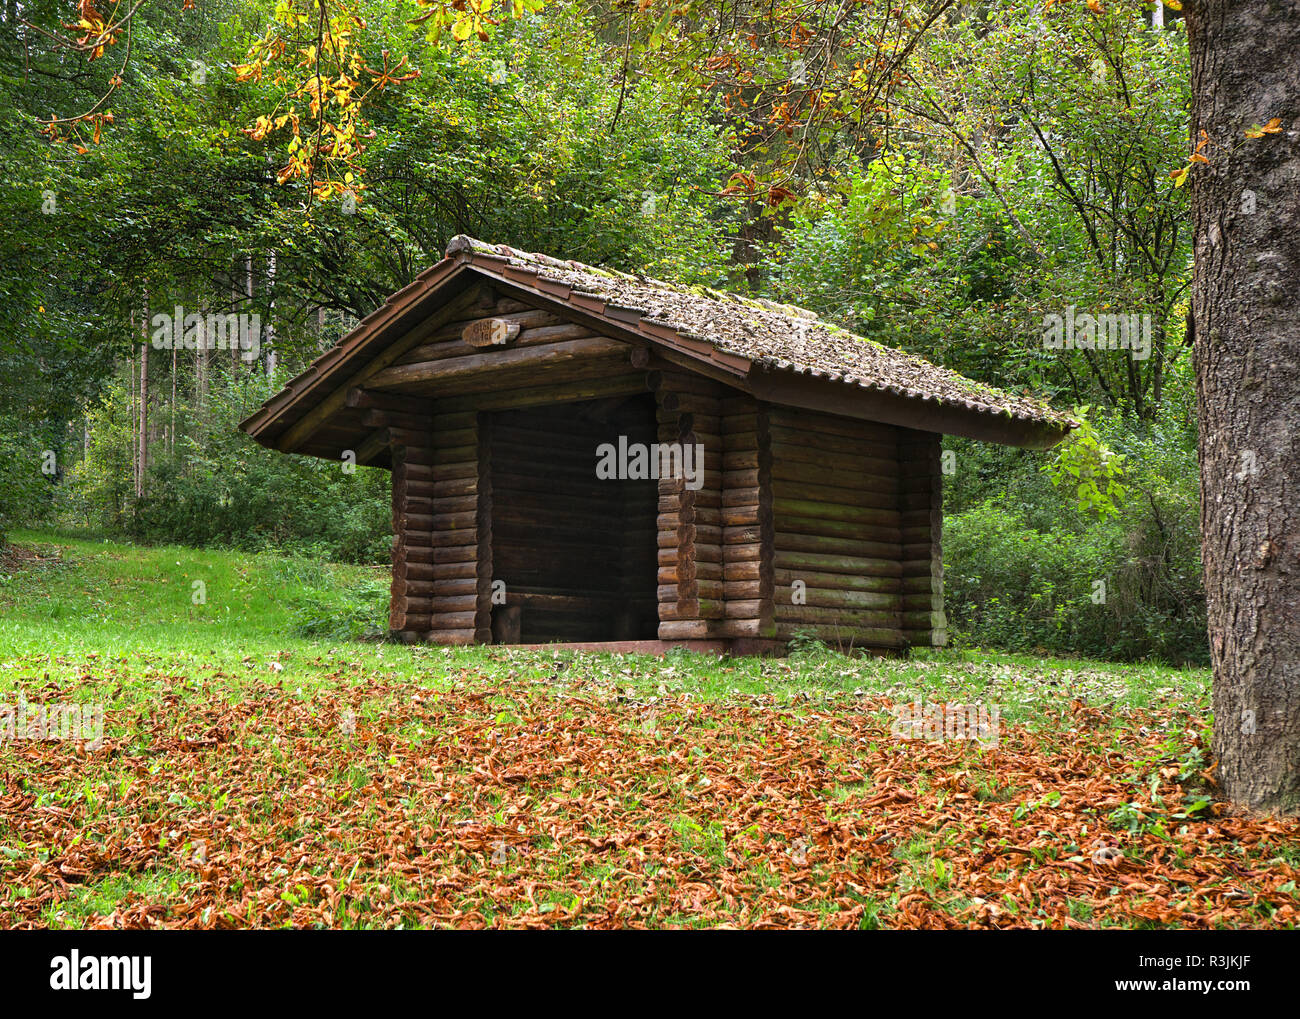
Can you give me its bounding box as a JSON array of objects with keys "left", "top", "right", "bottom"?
[{"left": 2, "top": 675, "right": 1297, "bottom": 929}]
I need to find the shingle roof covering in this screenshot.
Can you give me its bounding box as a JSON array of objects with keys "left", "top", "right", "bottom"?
[
  {"left": 445, "top": 236, "right": 1070, "bottom": 428},
  {"left": 240, "top": 235, "right": 1073, "bottom": 451}
]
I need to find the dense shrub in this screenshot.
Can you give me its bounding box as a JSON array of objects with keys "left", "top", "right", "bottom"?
[
  {"left": 127, "top": 447, "right": 392, "bottom": 564},
  {"left": 0, "top": 418, "right": 73, "bottom": 546},
  {"left": 943, "top": 417, "right": 1207, "bottom": 665},
  {"left": 61, "top": 375, "right": 393, "bottom": 564}
]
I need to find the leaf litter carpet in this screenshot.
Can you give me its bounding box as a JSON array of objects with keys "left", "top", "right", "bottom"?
[{"left": 3, "top": 669, "right": 1297, "bottom": 929}]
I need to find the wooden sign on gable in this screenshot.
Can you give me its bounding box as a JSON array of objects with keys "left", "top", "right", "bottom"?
[{"left": 462, "top": 317, "right": 522, "bottom": 348}]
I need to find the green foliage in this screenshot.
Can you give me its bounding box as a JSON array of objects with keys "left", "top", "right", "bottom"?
[
  {"left": 767, "top": 155, "right": 1073, "bottom": 400},
  {"left": 286, "top": 581, "right": 389, "bottom": 640},
  {"left": 767, "top": 5, "right": 1193, "bottom": 420},
  {"left": 1044, "top": 410, "right": 1129, "bottom": 519},
  {"left": 7, "top": 0, "right": 738, "bottom": 564},
  {"left": 63, "top": 372, "right": 392, "bottom": 564},
  {"left": 0, "top": 427, "right": 57, "bottom": 546},
  {"left": 128, "top": 448, "right": 393, "bottom": 564},
  {"left": 755, "top": 7, "right": 1204, "bottom": 666},
  {"left": 66, "top": 396, "right": 136, "bottom": 534},
  {"left": 944, "top": 415, "right": 1205, "bottom": 664},
  {"left": 253, "top": 0, "right": 740, "bottom": 328}
]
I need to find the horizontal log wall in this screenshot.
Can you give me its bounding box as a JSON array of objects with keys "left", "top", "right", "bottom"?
[
  {"left": 898, "top": 429, "right": 947, "bottom": 647},
  {"left": 388, "top": 407, "right": 489, "bottom": 645},
  {"left": 768, "top": 405, "right": 906, "bottom": 649},
  {"left": 717, "top": 394, "right": 775, "bottom": 638},
  {"left": 389, "top": 445, "right": 422, "bottom": 642},
  {"left": 653, "top": 371, "right": 729, "bottom": 640},
  {"left": 618, "top": 401, "right": 661, "bottom": 639},
  {"left": 392, "top": 305, "right": 573, "bottom": 367},
  {"left": 475, "top": 414, "right": 495, "bottom": 645},
  {"left": 387, "top": 400, "right": 446, "bottom": 642},
  {"left": 354, "top": 393, "right": 433, "bottom": 643}
]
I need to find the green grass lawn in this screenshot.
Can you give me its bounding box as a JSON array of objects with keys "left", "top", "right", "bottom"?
[{"left": 1, "top": 530, "right": 1296, "bottom": 929}]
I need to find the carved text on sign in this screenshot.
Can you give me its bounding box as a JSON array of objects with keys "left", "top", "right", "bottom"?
[{"left": 462, "top": 317, "right": 521, "bottom": 347}]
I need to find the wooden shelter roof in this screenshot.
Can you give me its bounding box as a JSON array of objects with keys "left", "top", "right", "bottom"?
[{"left": 240, "top": 235, "right": 1074, "bottom": 454}]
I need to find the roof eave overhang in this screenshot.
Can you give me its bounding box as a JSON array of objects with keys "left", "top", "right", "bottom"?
[
  {"left": 743, "top": 363, "right": 1074, "bottom": 449},
  {"left": 238, "top": 257, "right": 475, "bottom": 449}
]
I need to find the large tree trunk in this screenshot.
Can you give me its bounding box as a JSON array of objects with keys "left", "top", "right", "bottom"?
[{"left": 1188, "top": 1, "right": 1300, "bottom": 813}]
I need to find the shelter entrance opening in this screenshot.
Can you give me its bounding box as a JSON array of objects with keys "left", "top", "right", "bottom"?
[{"left": 488, "top": 394, "right": 659, "bottom": 643}]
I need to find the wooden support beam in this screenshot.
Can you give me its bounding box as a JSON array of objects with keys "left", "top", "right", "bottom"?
[
  {"left": 462, "top": 317, "right": 522, "bottom": 347},
  {"left": 355, "top": 427, "right": 391, "bottom": 465},
  {"left": 345, "top": 388, "right": 432, "bottom": 416},
  {"left": 367, "top": 336, "right": 632, "bottom": 390}
]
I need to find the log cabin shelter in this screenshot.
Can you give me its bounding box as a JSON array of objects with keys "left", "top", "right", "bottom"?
[{"left": 240, "top": 235, "right": 1073, "bottom": 654}]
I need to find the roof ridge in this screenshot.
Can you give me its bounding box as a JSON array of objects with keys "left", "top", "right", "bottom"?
[{"left": 447, "top": 234, "right": 823, "bottom": 320}]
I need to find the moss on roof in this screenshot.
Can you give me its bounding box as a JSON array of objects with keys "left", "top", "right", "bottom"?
[{"left": 457, "top": 237, "right": 1070, "bottom": 427}]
